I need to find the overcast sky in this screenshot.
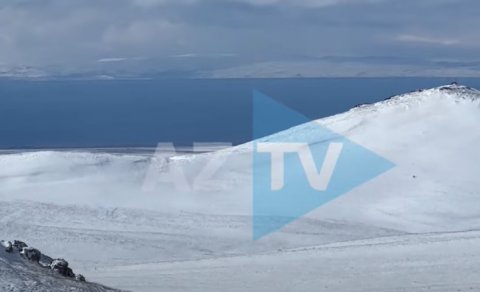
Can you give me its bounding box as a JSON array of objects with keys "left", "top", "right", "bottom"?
[{"left": 0, "top": 0, "right": 479, "bottom": 77}]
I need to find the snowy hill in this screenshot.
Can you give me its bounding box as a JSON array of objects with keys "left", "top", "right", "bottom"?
[
  {"left": 1, "top": 83, "right": 480, "bottom": 291},
  {"left": 307, "top": 83, "right": 480, "bottom": 232}
]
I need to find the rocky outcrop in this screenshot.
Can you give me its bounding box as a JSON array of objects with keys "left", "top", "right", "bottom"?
[{"left": 1, "top": 239, "right": 86, "bottom": 282}]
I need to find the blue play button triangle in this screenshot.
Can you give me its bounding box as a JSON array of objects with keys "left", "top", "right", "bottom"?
[{"left": 252, "top": 90, "right": 395, "bottom": 240}]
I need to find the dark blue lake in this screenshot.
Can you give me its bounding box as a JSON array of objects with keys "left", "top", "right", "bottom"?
[{"left": 0, "top": 77, "right": 477, "bottom": 149}]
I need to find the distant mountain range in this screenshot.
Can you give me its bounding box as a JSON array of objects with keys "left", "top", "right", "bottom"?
[{"left": 2, "top": 59, "right": 480, "bottom": 80}]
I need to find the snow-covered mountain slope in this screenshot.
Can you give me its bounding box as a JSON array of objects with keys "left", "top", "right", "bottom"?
[
  {"left": 4, "top": 84, "right": 477, "bottom": 231},
  {"left": 219, "top": 83, "right": 480, "bottom": 234},
  {"left": 1, "top": 84, "right": 480, "bottom": 291},
  {"left": 307, "top": 83, "right": 480, "bottom": 232}
]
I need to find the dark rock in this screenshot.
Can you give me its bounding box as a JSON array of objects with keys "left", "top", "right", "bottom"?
[
  {"left": 51, "top": 258, "right": 69, "bottom": 269},
  {"left": 21, "top": 247, "right": 42, "bottom": 262},
  {"left": 51, "top": 259, "right": 75, "bottom": 278},
  {"left": 12, "top": 240, "right": 28, "bottom": 251},
  {"left": 75, "top": 274, "right": 86, "bottom": 282},
  {"left": 1, "top": 240, "right": 13, "bottom": 252},
  {"left": 39, "top": 254, "right": 54, "bottom": 268}
]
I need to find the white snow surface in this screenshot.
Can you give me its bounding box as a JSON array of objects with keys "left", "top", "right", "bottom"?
[{"left": 1, "top": 84, "right": 480, "bottom": 291}]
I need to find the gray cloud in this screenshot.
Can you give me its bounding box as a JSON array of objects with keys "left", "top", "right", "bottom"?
[
  {"left": 97, "top": 58, "right": 129, "bottom": 63},
  {"left": 0, "top": 0, "right": 478, "bottom": 77},
  {"left": 395, "top": 34, "right": 460, "bottom": 46}
]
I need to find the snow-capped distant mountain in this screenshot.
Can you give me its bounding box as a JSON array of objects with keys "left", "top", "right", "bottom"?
[
  {"left": 199, "top": 61, "right": 480, "bottom": 78},
  {"left": 0, "top": 66, "right": 48, "bottom": 79},
  {"left": 1, "top": 84, "right": 480, "bottom": 291}
]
